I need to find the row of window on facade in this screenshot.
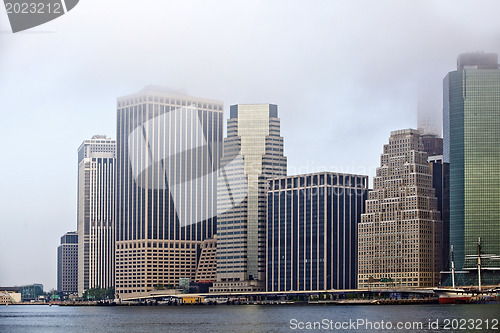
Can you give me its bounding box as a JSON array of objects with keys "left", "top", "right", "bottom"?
[{"left": 118, "top": 97, "right": 222, "bottom": 111}]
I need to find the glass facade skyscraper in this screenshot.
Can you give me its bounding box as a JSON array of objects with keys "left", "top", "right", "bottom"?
[
  {"left": 115, "top": 87, "right": 223, "bottom": 297},
  {"left": 267, "top": 172, "right": 368, "bottom": 292},
  {"left": 428, "top": 155, "right": 450, "bottom": 273},
  {"left": 443, "top": 53, "right": 500, "bottom": 277},
  {"left": 212, "top": 104, "right": 287, "bottom": 293},
  {"left": 77, "top": 135, "right": 116, "bottom": 296}
]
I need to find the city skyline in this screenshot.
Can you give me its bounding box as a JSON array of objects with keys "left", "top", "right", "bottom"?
[{"left": 1, "top": 1, "right": 500, "bottom": 290}]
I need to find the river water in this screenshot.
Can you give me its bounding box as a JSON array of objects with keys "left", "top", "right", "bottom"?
[{"left": 0, "top": 304, "right": 499, "bottom": 332}]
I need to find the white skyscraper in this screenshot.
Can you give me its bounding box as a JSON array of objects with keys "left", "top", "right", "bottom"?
[{"left": 77, "top": 135, "right": 116, "bottom": 295}]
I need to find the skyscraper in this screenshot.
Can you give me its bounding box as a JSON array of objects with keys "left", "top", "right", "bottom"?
[
  {"left": 115, "top": 87, "right": 223, "bottom": 297},
  {"left": 420, "top": 135, "right": 450, "bottom": 273},
  {"left": 443, "top": 53, "right": 500, "bottom": 280},
  {"left": 77, "top": 135, "right": 116, "bottom": 296},
  {"left": 57, "top": 231, "right": 78, "bottom": 295},
  {"left": 211, "top": 104, "right": 287, "bottom": 293},
  {"left": 358, "top": 129, "right": 442, "bottom": 288},
  {"left": 267, "top": 172, "right": 368, "bottom": 292},
  {"left": 428, "top": 155, "right": 450, "bottom": 274},
  {"left": 417, "top": 78, "right": 442, "bottom": 137}
]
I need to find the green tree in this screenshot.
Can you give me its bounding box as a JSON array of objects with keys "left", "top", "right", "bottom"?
[{"left": 83, "top": 287, "right": 115, "bottom": 300}]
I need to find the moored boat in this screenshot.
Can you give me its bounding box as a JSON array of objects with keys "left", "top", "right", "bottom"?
[
  {"left": 436, "top": 238, "right": 499, "bottom": 304},
  {"left": 433, "top": 288, "right": 474, "bottom": 304}
]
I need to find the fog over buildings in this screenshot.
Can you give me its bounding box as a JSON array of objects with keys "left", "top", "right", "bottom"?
[{"left": 1, "top": 0, "right": 500, "bottom": 289}]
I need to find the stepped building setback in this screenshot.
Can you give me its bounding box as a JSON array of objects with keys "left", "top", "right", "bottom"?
[
  {"left": 212, "top": 104, "right": 287, "bottom": 293},
  {"left": 358, "top": 129, "right": 442, "bottom": 288}
]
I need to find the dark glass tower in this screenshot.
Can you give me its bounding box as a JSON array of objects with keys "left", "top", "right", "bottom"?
[
  {"left": 443, "top": 53, "right": 500, "bottom": 279},
  {"left": 428, "top": 156, "right": 450, "bottom": 273},
  {"left": 267, "top": 172, "right": 368, "bottom": 291}
]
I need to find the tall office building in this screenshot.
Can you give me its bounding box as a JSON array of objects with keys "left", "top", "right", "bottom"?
[
  {"left": 443, "top": 53, "right": 500, "bottom": 281},
  {"left": 115, "top": 86, "right": 223, "bottom": 297},
  {"left": 358, "top": 129, "right": 442, "bottom": 288},
  {"left": 57, "top": 231, "right": 78, "bottom": 295},
  {"left": 420, "top": 135, "right": 450, "bottom": 273},
  {"left": 77, "top": 135, "right": 116, "bottom": 296},
  {"left": 428, "top": 155, "right": 450, "bottom": 273},
  {"left": 267, "top": 172, "right": 368, "bottom": 292},
  {"left": 212, "top": 104, "right": 287, "bottom": 293}
]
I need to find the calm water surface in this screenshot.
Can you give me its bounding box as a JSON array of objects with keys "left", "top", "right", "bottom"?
[{"left": 0, "top": 304, "right": 499, "bottom": 332}]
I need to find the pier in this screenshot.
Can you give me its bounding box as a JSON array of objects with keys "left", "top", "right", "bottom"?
[{"left": 115, "top": 288, "right": 438, "bottom": 305}]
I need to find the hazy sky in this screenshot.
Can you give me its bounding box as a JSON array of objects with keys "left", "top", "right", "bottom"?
[{"left": 1, "top": 0, "right": 500, "bottom": 290}]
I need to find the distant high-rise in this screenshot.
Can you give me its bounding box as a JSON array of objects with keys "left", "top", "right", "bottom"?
[
  {"left": 115, "top": 87, "right": 223, "bottom": 297},
  {"left": 358, "top": 129, "right": 442, "bottom": 288},
  {"left": 77, "top": 135, "right": 116, "bottom": 295},
  {"left": 267, "top": 172, "right": 368, "bottom": 292},
  {"left": 57, "top": 232, "right": 78, "bottom": 295},
  {"left": 443, "top": 52, "right": 500, "bottom": 280},
  {"left": 417, "top": 96, "right": 442, "bottom": 137},
  {"left": 421, "top": 134, "right": 443, "bottom": 157},
  {"left": 211, "top": 104, "right": 287, "bottom": 293}
]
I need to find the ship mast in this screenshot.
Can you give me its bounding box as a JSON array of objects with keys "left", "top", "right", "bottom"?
[
  {"left": 477, "top": 237, "right": 482, "bottom": 292},
  {"left": 451, "top": 245, "right": 455, "bottom": 289}
]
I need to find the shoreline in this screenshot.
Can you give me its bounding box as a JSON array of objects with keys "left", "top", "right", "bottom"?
[{"left": 6, "top": 298, "right": 499, "bottom": 307}]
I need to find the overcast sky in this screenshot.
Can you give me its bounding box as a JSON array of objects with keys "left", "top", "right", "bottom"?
[{"left": 1, "top": 0, "right": 499, "bottom": 290}]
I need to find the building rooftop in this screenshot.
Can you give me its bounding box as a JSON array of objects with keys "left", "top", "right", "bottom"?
[{"left": 457, "top": 52, "right": 498, "bottom": 70}]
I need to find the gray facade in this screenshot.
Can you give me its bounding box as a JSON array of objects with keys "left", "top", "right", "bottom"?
[
  {"left": 267, "top": 172, "right": 368, "bottom": 292},
  {"left": 57, "top": 231, "right": 78, "bottom": 294},
  {"left": 213, "top": 104, "right": 287, "bottom": 292}
]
